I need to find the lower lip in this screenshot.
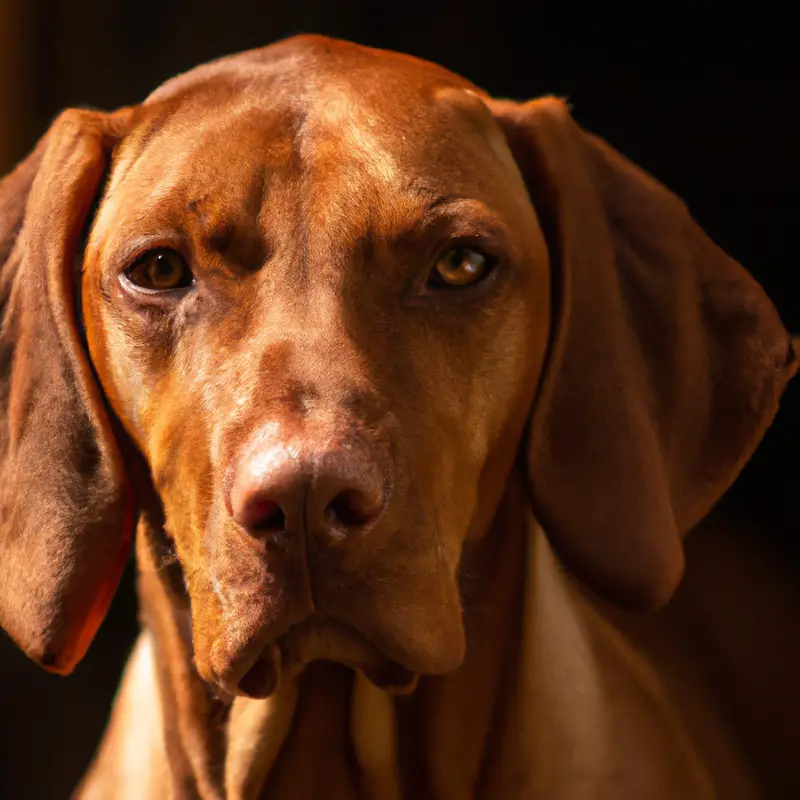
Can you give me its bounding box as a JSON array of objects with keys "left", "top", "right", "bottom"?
[
  {"left": 237, "top": 643, "right": 281, "bottom": 698},
  {"left": 235, "top": 618, "right": 420, "bottom": 698}
]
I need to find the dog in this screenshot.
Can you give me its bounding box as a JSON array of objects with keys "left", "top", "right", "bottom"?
[{"left": 1, "top": 34, "right": 797, "bottom": 798}]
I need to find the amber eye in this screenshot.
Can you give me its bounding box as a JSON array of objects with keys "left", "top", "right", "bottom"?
[
  {"left": 428, "top": 246, "right": 494, "bottom": 289},
  {"left": 124, "top": 249, "right": 193, "bottom": 292}
]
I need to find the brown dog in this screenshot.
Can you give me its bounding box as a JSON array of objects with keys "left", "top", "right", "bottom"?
[{"left": 1, "top": 35, "right": 797, "bottom": 799}]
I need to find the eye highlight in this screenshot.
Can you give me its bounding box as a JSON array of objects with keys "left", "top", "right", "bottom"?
[
  {"left": 427, "top": 246, "right": 495, "bottom": 289},
  {"left": 123, "top": 249, "right": 194, "bottom": 293}
]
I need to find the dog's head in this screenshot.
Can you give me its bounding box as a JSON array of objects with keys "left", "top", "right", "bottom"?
[{"left": 1, "top": 36, "right": 795, "bottom": 697}]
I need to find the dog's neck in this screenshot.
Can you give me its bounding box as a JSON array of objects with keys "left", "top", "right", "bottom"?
[{"left": 135, "top": 474, "right": 597, "bottom": 799}]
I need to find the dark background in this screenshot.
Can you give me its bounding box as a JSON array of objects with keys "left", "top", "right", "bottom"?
[{"left": 1, "top": 1, "right": 797, "bottom": 797}]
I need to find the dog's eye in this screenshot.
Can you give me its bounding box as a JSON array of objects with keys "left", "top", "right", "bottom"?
[
  {"left": 125, "top": 249, "right": 193, "bottom": 292},
  {"left": 428, "top": 246, "right": 494, "bottom": 289}
]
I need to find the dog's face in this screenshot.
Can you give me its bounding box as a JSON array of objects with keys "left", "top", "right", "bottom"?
[
  {"left": 81, "top": 41, "right": 550, "bottom": 696},
  {"left": 3, "top": 34, "right": 790, "bottom": 690}
]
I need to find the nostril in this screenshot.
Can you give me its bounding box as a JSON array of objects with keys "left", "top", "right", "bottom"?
[
  {"left": 245, "top": 499, "right": 287, "bottom": 534},
  {"left": 324, "top": 489, "right": 379, "bottom": 528}
]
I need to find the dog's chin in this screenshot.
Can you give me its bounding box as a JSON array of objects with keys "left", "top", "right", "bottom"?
[{"left": 235, "top": 617, "right": 420, "bottom": 700}]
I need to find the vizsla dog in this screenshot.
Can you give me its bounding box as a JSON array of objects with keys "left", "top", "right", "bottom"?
[{"left": 1, "top": 35, "right": 798, "bottom": 799}]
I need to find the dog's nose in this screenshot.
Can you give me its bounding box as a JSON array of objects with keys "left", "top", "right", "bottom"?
[{"left": 228, "top": 441, "right": 387, "bottom": 540}]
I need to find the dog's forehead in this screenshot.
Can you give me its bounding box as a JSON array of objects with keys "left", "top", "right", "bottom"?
[
  {"left": 134, "top": 34, "right": 502, "bottom": 182},
  {"left": 105, "top": 39, "right": 523, "bottom": 226}
]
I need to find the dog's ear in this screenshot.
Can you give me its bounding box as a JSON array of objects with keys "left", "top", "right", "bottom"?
[
  {"left": 488, "top": 97, "right": 798, "bottom": 610},
  {"left": 0, "top": 109, "right": 136, "bottom": 673}
]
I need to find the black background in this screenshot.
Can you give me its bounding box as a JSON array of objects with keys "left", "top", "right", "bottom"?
[{"left": 0, "top": 2, "right": 797, "bottom": 796}]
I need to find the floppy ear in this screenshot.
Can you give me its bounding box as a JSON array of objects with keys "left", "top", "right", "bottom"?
[
  {"left": 488, "top": 97, "right": 798, "bottom": 610},
  {"left": 0, "top": 109, "right": 136, "bottom": 673}
]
